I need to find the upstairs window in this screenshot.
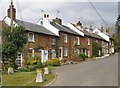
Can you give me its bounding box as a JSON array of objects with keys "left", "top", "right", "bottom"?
[
  {"left": 76, "top": 37, "right": 80, "bottom": 45},
  {"left": 64, "top": 34, "right": 67, "bottom": 43},
  {"left": 87, "top": 38, "right": 90, "bottom": 45},
  {"left": 28, "top": 32, "right": 34, "bottom": 42},
  {"left": 52, "top": 38, "right": 56, "bottom": 45}
]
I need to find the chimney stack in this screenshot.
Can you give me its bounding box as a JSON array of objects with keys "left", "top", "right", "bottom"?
[
  {"left": 7, "top": 1, "right": 16, "bottom": 21},
  {"left": 101, "top": 26, "right": 104, "bottom": 32},
  {"left": 52, "top": 18, "right": 62, "bottom": 25}
]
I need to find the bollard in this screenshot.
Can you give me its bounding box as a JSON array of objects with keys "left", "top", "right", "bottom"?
[
  {"left": 36, "top": 69, "right": 44, "bottom": 83},
  {"left": 44, "top": 67, "right": 49, "bottom": 75},
  {"left": 8, "top": 67, "right": 14, "bottom": 74}
]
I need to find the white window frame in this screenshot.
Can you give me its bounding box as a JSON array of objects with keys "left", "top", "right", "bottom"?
[
  {"left": 52, "top": 38, "right": 56, "bottom": 45},
  {"left": 29, "top": 48, "right": 34, "bottom": 57},
  {"left": 87, "top": 38, "right": 90, "bottom": 45},
  {"left": 28, "top": 32, "right": 34, "bottom": 42},
  {"left": 77, "top": 37, "right": 80, "bottom": 45},
  {"left": 51, "top": 49, "right": 56, "bottom": 59},
  {"left": 64, "top": 48, "right": 67, "bottom": 56},
  {"left": 64, "top": 34, "right": 68, "bottom": 43}
]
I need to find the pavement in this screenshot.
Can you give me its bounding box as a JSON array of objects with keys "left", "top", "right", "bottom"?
[{"left": 50, "top": 54, "right": 118, "bottom": 86}]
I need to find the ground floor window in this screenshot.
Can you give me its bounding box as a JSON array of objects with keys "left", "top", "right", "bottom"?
[
  {"left": 51, "top": 50, "right": 56, "bottom": 59},
  {"left": 29, "top": 48, "right": 34, "bottom": 57},
  {"left": 64, "top": 48, "right": 67, "bottom": 56}
]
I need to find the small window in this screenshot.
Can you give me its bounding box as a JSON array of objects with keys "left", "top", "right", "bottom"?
[
  {"left": 64, "top": 34, "right": 67, "bottom": 43},
  {"left": 96, "top": 40, "right": 98, "bottom": 43},
  {"left": 28, "top": 32, "right": 34, "bottom": 42},
  {"left": 76, "top": 37, "right": 80, "bottom": 45},
  {"left": 52, "top": 38, "right": 56, "bottom": 45},
  {"left": 29, "top": 48, "right": 34, "bottom": 57},
  {"left": 64, "top": 48, "right": 67, "bottom": 56},
  {"left": 87, "top": 38, "right": 90, "bottom": 45},
  {"left": 51, "top": 50, "right": 56, "bottom": 59}
]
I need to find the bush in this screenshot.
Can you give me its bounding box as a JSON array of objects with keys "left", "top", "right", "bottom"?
[
  {"left": 18, "top": 67, "right": 31, "bottom": 72},
  {"left": 79, "top": 54, "right": 88, "bottom": 61},
  {"left": 53, "top": 58, "right": 60, "bottom": 66},
  {"left": 46, "top": 59, "right": 54, "bottom": 66},
  {"left": 36, "top": 61, "right": 43, "bottom": 68},
  {"left": 28, "top": 65, "right": 36, "bottom": 71}
]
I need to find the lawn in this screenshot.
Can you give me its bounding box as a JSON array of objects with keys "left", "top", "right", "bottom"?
[{"left": 2, "top": 70, "right": 55, "bottom": 86}]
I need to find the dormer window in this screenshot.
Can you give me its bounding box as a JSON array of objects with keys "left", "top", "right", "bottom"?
[
  {"left": 28, "top": 32, "right": 34, "bottom": 42},
  {"left": 64, "top": 34, "right": 67, "bottom": 43}
]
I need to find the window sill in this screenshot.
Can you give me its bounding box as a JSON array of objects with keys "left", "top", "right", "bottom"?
[{"left": 28, "top": 40, "right": 35, "bottom": 43}]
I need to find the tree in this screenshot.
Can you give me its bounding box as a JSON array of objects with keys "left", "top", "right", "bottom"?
[
  {"left": 2, "top": 26, "right": 27, "bottom": 69},
  {"left": 92, "top": 42, "right": 99, "bottom": 57},
  {"left": 113, "top": 15, "right": 120, "bottom": 52}
]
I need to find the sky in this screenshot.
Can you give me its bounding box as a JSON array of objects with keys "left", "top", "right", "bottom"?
[{"left": 0, "top": 0, "right": 119, "bottom": 28}]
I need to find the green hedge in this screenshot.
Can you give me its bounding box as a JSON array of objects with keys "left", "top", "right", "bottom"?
[{"left": 79, "top": 54, "right": 88, "bottom": 60}]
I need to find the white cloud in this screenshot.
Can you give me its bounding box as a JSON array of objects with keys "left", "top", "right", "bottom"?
[{"left": 0, "top": 1, "right": 118, "bottom": 28}]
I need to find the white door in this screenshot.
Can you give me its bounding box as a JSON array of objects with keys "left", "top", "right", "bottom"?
[
  {"left": 44, "top": 50, "right": 48, "bottom": 62},
  {"left": 39, "top": 50, "right": 48, "bottom": 63},
  {"left": 59, "top": 47, "right": 63, "bottom": 60}
]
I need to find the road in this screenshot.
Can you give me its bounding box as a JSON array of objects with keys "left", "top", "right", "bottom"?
[{"left": 50, "top": 54, "right": 118, "bottom": 86}]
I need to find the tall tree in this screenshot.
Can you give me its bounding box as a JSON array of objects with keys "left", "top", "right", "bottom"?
[
  {"left": 2, "top": 26, "right": 27, "bottom": 68},
  {"left": 113, "top": 15, "right": 120, "bottom": 52},
  {"left": 92, "top": 42, "right": 99, "bottom": 57}
]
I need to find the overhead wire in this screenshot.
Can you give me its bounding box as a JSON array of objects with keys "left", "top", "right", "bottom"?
[{"left": 88, "top": 0, "right": 108, "bottom": 27}]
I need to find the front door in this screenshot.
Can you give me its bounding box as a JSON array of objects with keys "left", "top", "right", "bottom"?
[{"left": 39, "top": 50, "right": 48, "bottom": 63}]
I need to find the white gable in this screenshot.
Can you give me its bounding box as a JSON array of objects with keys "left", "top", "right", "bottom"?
[
  {"left": 3, "top": 16, "right": 18, "bottom": 27},
  {"left": 93, "top": 28, "right": 109, "bottom": 42},
  {"left": 37, "top": 18, "right": 59, "bottom": 36},
  {"left": 67, "top": 23, "right": 84, "bottom": 36}
]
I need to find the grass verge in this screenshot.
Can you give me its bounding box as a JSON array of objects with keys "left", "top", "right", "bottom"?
[{"left": 2, "top": 70, "right": 55, "bottom": 86}]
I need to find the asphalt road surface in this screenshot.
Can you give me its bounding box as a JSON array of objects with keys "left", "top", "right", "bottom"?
[{"left": 51, "top": 54, "right": 118, "bottom": 86}]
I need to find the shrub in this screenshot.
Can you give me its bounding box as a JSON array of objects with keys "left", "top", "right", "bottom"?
[
  {"left": 60, "top": 59, "right": 67, "bottom": 64},
  {"left": 92, "top": 42, "right": 99, "bottom": 57},
  {"left": 36, "top": 61, "right": 43, "bottom": 68},
  {"left": 18, "top": 67, "right": 31, "bottom": 72},
  {"left": 53, "top": 58, "right": 60, "bottom": 66},
  {"left": 79, "top": 54, "right": 88, "bottom": 61},
  {"left": 28, "top": 65, "right": 36, "bottom": 71},
  {"left": 26, "top": 59, "right": 30, "bottom": 65},
  {"left": 46, "top": 59, "right": 54, "bottom": 66}
]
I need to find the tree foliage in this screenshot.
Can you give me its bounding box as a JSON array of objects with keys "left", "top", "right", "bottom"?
[
  {"left": 113, "top": 15, "right": 120, "bottom": 52},
  {"left": 92, "top": 42, "right": 99, "bottom": 57},
  {"left": 2, "top": 26, "right": 27, "bottom": 68}
]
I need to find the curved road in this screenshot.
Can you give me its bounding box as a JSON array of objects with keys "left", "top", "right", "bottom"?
[{"left": 51, "top": 54, "right": 118, "bottom": 86}]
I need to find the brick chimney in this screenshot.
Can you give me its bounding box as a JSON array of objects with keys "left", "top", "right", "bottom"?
[
  {"left": 7, "top": 1, "right": 16, "bottom": 21},
  {"left": 52, "top": 18, "right": 62, "bottom": 25}
]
